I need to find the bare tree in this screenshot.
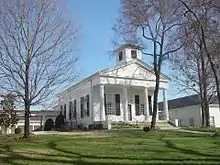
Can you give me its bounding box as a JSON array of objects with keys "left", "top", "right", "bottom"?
[
  {"left": 178, "top": 0, "right": 220, "bottom": 109},
  {"left": 0, "top": 0, "right": 79, "bottom": 138},
  {"left": 171, "top": 37, "right": 215, "bottom": 127},
  {"left": 113, "top": 0, "right": 186, "bottom": 129}
]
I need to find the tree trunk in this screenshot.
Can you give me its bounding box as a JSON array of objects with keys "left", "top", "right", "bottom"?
[
  {"left": 200, "top": 43, "right": 210, "bottom": 127},
  {"left": 23, "top": 41, "right": 30, "bottom": 138},
  {"left": 23, "top": 103, "right": 30, "bottom": 138},
  {"left": 204, "top": 101, "right": 210, "bottom": 127},
  {"left": 200, "top": 102, "right": 205, "bottom": 127},
  {"left": 200, "top": 26, "right": 220, "bottom": 111},
  {"left": 151, "top": 73, "right": 160, "bottom": 130}
]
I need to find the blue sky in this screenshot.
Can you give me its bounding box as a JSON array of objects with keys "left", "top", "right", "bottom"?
[
  {"left": 68, "top": 0, "right": 183, "bottom": 100},
  {"left": 69, "top": 0, "right": 119, "bottom": 75}
]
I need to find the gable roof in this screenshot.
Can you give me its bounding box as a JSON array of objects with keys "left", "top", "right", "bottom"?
[
  {"left": 100, "top": 59, "right": 170, "bottom": 81},
  {"left": 59, "top": 59, "right": 169, "bottom": 95},
  {"left": 158, "top": 94, "right": 219, "bottom": 110}
]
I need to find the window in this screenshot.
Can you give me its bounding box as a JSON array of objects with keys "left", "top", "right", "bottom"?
[
  {"left": 131, "top": 50, "right": 137, "bottom": 59},
  {"left": 69, "top": 101, "right": 72, "bottom": 120},
  {"left": 60, "top": 105, "right": 63, "bottom": 112},
  {"left": 189, "top": 118, "right": 194, "bottom": 126},
  {"left": 64, "top": 104, "right": 66, "bottom": 121},
  {"left": 115, "top": 94, "right": 121, "bottom": 115},
  {"left": 148, "top": 96, "right": 152, "bottom": 115},
  {"left": 178, "top": 119, "right": 184, "bottom": 126},
  {"left": 140, "top": 104, "right": 144, "bottom": 115},
  {"left": 73, "top": 100, "right": 77, "bottom": 119},
  {"left": 210, "top": 116, "right": 215, "bottom": 127},
  {"left": 119, "top": 51, "right": 123, "bottom": 61},
  {"left": 86, "top": 95, "right": 90, "bottom": 116},
  {"left": 80, "top": 97, "right": 84, "bottom": 118},
  {"left": 135, "top": 95, "right": 140, "bottom": 115},
  {"left": 106, "top": 103, "right": 115, "bottom": 115}
]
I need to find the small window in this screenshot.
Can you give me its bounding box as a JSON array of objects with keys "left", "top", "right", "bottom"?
[
  {"left": 119, "top": 51, "right": 123, "bottom": 61},
  {"left": 189, "top": 118, "right": 194, "bottom": 126},
  {"left": 210, "top": 116, "right": 215, "bottom": 127},
  {"left": 131, "top": 50, "right": 137, "bottom": 59}
]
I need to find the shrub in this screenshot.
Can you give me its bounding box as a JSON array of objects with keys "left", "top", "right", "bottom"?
[
  {"left": 88, "top": 124, "right": 95, "bottom": 130},
  {"left": 77, "top": 123, "right": 84, "bottom": 130},
  {"left": 83, "top": 126, "right": 88, "bottom": 131},
  {"left": 15, "top": 127, "right": 22, "bottom": 134},
  {"left": 143, "top": 126, "right": 151, "bottom": 132},
  {"left": 96, "top": 123, "right": 103, "bottom": 130},
  {"left": 55, "top": 112, "right": 65, "bottom": 130},
  {"left": 58, "top": 124, "right": 71, "bottom": 132},
  {"left": 44, "top": 118, "right": 54, "bottom": 131}
]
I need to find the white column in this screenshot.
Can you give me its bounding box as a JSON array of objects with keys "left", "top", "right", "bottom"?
[
  {"left": 163, "top": 88, "right": 169, "bottom": 120},
  {"left": 123, "top": 86, "right": 128, "bottom": 122},
  {"left": 144, "top": 87, "right": 149, "bottom": 120},
  {"left": 32, "top": 123, "right": 35, "bottom": 131},
  {"left": 42, "top": 114, "right": 46, "bottom": 130},
  {"left": 100, "top": 84, "right": 105, "bottom": 121}
]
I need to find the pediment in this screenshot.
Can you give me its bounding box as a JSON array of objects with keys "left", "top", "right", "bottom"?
[{"left": 100, "top": 61, "right": 168, "bottom": 81}]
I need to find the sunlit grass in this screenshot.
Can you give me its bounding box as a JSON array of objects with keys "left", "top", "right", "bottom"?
[{"left": 0, "top": 129, "right": 220, "bottom": 165}]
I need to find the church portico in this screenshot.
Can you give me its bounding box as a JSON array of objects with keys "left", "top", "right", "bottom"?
[{"left": 92, "top": 84, "right": 168, "bottom": 123}]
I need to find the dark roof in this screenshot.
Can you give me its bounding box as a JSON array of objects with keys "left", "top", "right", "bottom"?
[
  {"left": 158, "top": 95, "right": 218, "bottom": 110},
  {"left": 113, "top": 44, "right": 143, "bottom": 53}
]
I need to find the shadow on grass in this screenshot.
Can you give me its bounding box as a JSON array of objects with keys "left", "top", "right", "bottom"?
[
  {"left": 160, "top": 138, "right": 220, "bottom": 158},
  {"left": 0, "top": 136, "right": 220, "bottom": 165}
]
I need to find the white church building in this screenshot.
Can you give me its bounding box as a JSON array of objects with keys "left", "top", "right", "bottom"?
[{"left": 58, "top": 44, "right": 169, "bottom": 128}]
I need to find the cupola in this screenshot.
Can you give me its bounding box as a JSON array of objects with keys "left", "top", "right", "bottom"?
[{"left": 114, "top": 44, "right": 142, "bottom": 64}]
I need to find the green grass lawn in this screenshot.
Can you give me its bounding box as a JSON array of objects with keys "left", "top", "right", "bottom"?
[
  {"left": 182, "top": 127, "right": 220, "bottom": 133},
  {"left": 0, "top": 129, "right": 220, "bottom": 165}
]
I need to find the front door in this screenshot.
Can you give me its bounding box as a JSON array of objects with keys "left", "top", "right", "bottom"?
[{"left": 128, "top": 104, "right": 132, "bottom": 121}]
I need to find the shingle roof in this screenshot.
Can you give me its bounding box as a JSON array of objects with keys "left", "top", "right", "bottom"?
[{"left": 158, "top": 95, "right": 218, "bottom": 110}]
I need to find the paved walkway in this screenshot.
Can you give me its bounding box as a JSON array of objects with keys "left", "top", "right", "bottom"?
[
  {"left": 160, "top": 127, "right": 213, "bottom": 135},
  {"left": 176, "top": 129, "right": 213, "bottom": 135}
]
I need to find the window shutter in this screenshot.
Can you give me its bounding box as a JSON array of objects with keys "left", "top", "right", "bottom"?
[
  {"left": 148, "top": 96, "right": 152, "bottom": 115},
  {"left": 64, "top": 104, "right": 66, "bottom": 121},
  {"left": 86, "top": 95, "right": 90, "bottom": 116},
  {"left": 69, "top": 101, "right": 72, "bottom": 120},
  {"left": 74, "top": 100, "right": 77, "bottom": 119},
  {"left": 115, "top": 94, "right": 120, "bottom": 116},
  {"left": 80, "top": 97, "right": 84, "bottom": 118},
  {"left": 104, "top": 94, "right": 107, "bottom": 115},
  {"left": 135, "top": 95, "right": 140, "bottom": 116}
]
